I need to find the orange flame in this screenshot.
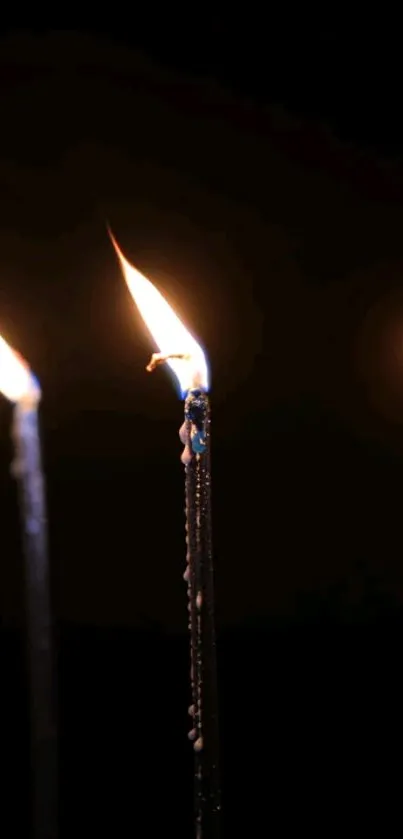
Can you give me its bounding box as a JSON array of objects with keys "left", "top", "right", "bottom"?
[
  {"left": 110, "top": 231, "right": 208, "bottom": 394},
  {"left": 0, "top": 334, "right": 36, "bottom": 403}
]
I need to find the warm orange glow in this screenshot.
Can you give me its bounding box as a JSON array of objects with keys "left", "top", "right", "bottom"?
[
  {"left": 0, "top": 334, "right": 36, "bottom": 403},
  {"left": 110, "top": 232, "right": 208, "bottom": 393}
]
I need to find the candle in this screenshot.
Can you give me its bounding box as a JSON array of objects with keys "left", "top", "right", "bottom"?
[
  {"left": 110, "top": 234, "right": 221, "bottom": 838},
  {"left": 0, "top": 334, "right": 57, "bottom": 839}
]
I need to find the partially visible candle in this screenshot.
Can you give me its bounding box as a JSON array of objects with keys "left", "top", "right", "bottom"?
[{"left": 0, "top": 331, "right": 58, "bottom": 839}]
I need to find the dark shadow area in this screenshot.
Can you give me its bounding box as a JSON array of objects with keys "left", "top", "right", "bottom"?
[{"left": 2, "top": 618, "right": 402, "bottom": 835}]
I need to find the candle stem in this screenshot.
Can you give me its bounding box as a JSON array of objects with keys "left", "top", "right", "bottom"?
[
  {"left": 12, "top": 399, "right": 58, "bottom": 839},
  {"left": 183, "top": 390, "right": 221, "bottom": 838}
]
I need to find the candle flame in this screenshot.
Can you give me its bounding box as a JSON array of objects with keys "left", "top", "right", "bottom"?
[
  {"left": 0, "top": 334, "right": 38, "bottom": 403},
  {"left": 110, "top": 231, "right": 208, "bottom": 394}
]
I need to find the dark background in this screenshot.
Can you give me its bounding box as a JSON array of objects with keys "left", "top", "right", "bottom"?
[{"left": 1, "top": 22, "right": 403, "bottom": 835}]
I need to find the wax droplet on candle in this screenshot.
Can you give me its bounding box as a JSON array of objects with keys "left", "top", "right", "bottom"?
[
  {"left": 191, "top": 429, "right": 207, "bottom": 454},
  {"left": 188, "top": 705, "right": 195, "bottom": 716},
  {"left": 179, "top": 422, "right": 187, "bottom": 444},
  {"left": 188, "top": 728, "right": 196, "bottom": 740},
  {"left": 194, "top": 737, "right": 203, "bottom": 752},
  {"left": 183, "top": 566, "right": 190, "bottom": 582},
  {"left": 196, "top": 591, "right": 203, "bottom": 610},
  {"left": 181, "top": 445, "right": 192, "bottom": 465}
]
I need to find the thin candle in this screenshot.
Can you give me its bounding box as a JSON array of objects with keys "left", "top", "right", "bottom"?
[
  {"left": 0, "top": 334, "right": 57, "bottom": 839},
  {"left": 110, "top": 234, "right": 221, "bottom": 838}
]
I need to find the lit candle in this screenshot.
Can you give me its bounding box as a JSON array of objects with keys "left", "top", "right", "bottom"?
[
  {"left": 110, "top": 234, "right": 221, "bottom": 838},
  {"left": 0, "top": 333, "right": 57, "bottom": 839}
]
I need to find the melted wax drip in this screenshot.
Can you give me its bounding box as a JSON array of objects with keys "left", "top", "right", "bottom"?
[{"left": 180, "top": 388, "right": 208, "bottom": 464}]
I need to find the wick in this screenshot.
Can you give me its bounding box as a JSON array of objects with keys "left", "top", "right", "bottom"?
[{"left": 146, "top": 352, "right": 191, "bottom": 373}]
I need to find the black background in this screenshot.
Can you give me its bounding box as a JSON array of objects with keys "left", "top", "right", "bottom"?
[{"left": 1, "top": 20, "right": 403, "bottom": 835}]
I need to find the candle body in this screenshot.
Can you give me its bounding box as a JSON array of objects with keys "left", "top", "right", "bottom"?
[
  {"left": 183, "top": 389, "right": 221, "bottom": 839},
  {"left": 12, "top": 401, "right": 58, "bottom": 839}
]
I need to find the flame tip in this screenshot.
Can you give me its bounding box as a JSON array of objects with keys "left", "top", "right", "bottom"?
[{"left": 107, "top": 226, "right": 123, "bottom": 260}]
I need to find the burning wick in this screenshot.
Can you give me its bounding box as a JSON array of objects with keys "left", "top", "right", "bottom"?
[
  {"left": 146, "top": 351, "right": 191, "bottom": 373},
  {"left": 0, "top": 333, "right": 57, "bottom": 839}
]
